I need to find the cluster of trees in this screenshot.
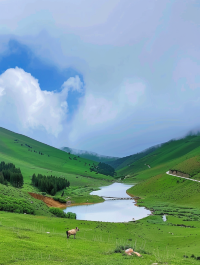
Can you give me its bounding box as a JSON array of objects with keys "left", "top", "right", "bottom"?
[
  {"left": 0, "top": 161, "right": 24, "bottom": 188},
  {"left": 31, "top": 174, "right": 70, "bottom": 196},
  {"left": 0, "top": 197, "right": 35, "bottom": 214},
  {"left": 90, "top": 162, "right": 116, "bottom": 177}
]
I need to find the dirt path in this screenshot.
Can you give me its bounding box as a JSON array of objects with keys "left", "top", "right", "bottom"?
[{"left": 166, "top": 171, "right": 200, "bottom": 182}]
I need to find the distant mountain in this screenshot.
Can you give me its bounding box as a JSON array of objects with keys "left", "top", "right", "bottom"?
[
  {"left": 61, "top": 147, "right": 120, "bottom": 163},
  {"left": 106, "top": 144, "right": 162, "bottom": 170}
]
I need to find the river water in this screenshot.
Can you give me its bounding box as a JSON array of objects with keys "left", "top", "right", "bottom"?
[{"left": 64, "top": 183, "right": 151, "bottom": 222}]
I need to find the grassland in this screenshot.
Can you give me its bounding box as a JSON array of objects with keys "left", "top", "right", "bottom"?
[
  {"left": 1, "top": 210, "right": 200, "bottom": 264},
  {"left": 0, "top": 127, "right": 113, "bottom": 185},
  {"left": 2, "top": 128, "right": 200, "bottom": 264},
  {"left": 116, "top": 134, "right": 200, "bottom": 178}
]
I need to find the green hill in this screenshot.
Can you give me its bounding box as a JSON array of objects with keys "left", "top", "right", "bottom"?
[
  {"left": 2, "top": 128, "right": 200, "bottom": 264},
  {"left": 106, "top": 144, "right": 160, "bottom": 170},
  {"left": 116, "top": 134, "right": 200, "bottom": 178},
  {"left": 61, "top": 146, "right": 119, "bottom": 163},
  {"left": 0, "top": 127, "right": 113, "bottom": 182}
]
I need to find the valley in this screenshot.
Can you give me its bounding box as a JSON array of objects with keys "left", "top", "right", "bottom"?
[{"left": 1, "top": 128, "right": 200, "bottom": 264}]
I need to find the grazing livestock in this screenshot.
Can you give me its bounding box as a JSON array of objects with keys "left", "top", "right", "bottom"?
[{"left": 66, "top": 227, "right": 79, "bottom": 239}]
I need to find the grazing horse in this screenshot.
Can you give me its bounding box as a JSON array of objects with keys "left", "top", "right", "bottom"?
[{"left": 66, "top": 227, "right": 79, "bottom": 239}]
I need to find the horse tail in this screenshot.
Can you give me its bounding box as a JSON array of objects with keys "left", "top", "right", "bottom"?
[{"left": 66, "top": 231, "right": 69, "bottom": 238}]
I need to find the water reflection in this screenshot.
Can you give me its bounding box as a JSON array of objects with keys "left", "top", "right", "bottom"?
[{"left": 64, "top": 183, "right": 151, "bottom": 222}]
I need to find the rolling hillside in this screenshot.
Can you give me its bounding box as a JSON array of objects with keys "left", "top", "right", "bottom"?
[
  {"left": 106, "top": 144, "right": 161, "bottom": 170},
  {"left": 61, "top": 146, "right": 119, "bottom": 163},
  {"left": 0, "top": 127, "right": 113, "bottom": 184},
  {"left": 116, "top": 134, "right": 200, "bottom": 178}
]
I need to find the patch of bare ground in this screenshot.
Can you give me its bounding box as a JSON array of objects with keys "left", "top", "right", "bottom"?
[
  {"left": 29, "top": 192, "right": 96, "bottom": 208},
  {"left": 29, "top": 192, "right": 66, "bottom": 208}
]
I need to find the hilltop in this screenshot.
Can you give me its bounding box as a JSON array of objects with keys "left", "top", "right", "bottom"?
[{"left": 61, "top": 146, "right": 119, "bottom": 163}]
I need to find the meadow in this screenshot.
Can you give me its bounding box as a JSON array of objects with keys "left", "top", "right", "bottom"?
[
  {"left": 1, "top": 210, "right": 200, "bottom": 264},
  {"left": 1, "top": 128, "right": 200, "bottom": 264}
]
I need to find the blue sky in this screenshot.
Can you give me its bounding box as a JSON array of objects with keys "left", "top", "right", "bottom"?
[
  {"left": 0, "top": 39, "right": 84, "bottom": 120},
  {"left": 0, "top": 0, "right": 200, "bottom": 157}
]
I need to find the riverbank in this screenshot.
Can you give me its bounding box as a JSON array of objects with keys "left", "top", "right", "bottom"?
[{"left": 29, "top": 192, "right": 104, "bottom": 209}]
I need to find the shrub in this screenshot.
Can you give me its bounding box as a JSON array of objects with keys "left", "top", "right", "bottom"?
[
  {"left": 49, "top": 207, "right": 76, "bottom": 219},
  {"left": 65, "top": 212, "right": 76, "bottom": 219},
  {"left": 53, "top": 197, "right": 66, "bottom": 203},
  {"left": 0, "top": 197, "right": 35, "bottom": 214}
]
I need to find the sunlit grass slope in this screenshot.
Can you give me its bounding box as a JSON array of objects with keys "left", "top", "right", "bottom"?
[
  {"left": 0, "top": 127, "right": 113, "bottom": 184},
  {"left": 1, "top": 211, "right": 200, "bottom": 264},
  {"left": 0, "top": 183, "right": 53, "bottom": 216},
  {"left": 118, "top": 134, "right": 200, "bottom": 178}
]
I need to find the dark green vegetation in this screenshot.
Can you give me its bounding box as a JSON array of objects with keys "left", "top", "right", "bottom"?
[
  {"left": 90, "top": 162, "right": 116, "bottom": 177},
  {"left": 0, "top": 161, "right": 23, "bottom": 187},
  {"left": 31, "top": 173, "right": 70, "bottom": 196},
  {"left": 62, "top": 146, "right": 119, "bottom": 163}
]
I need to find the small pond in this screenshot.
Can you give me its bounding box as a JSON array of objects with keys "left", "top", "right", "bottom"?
[{"left": 64, "top": 183, "right": 151, "bottom": 222}]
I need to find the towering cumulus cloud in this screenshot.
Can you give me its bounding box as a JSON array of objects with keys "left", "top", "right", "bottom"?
[{"left": 0, "top": 67, "right": 83, "bottom": 136}]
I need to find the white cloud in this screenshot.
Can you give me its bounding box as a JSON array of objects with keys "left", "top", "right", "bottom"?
[
  {"left": 0, "top": 0, "right": 200, "bottom": 156},
  {"left": 0, "top": 67, "right": 82, "bottom": 136}
]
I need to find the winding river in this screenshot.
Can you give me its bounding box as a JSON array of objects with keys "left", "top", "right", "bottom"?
[{"left": 64, "top": 183, "right": 151, "bottom": 222}]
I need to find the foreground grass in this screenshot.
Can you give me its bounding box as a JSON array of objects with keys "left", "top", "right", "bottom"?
[{"left": 1, "top": 211, "right": 200, "bottom": 264}]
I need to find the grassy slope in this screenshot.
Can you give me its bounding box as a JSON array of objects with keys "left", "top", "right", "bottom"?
[
  {"left": 0, "top": 127, "right": 113, "bottom": 185},
  {"left": 1, "top": 211, "right": 200, "bottom": 264},
  {"left": 2, "top": 129, "right": 200, "bottom": 264},
  {"left": 117, "top": 134, "right": 200, "bottom": 178},
  {"left": 106, "top": 145, "right": 159, "bottom": 170},
  {"left": 0, "top": 183, "right": 53, "bottom": 216},
  {"left": 0, "top": 127, "right": 111, "bottom": 210}
]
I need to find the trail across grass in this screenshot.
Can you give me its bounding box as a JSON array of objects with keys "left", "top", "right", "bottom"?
[{"left": 166, "top": 171, "right": 200, "bottom": 182}]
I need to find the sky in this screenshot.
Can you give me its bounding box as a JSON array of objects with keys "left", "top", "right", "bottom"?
[{"left": 0, "top": 0, "right": 200, "bottom": 157}]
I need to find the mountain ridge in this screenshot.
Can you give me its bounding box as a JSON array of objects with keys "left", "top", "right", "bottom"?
[{"left": 61, "top": 146, "right": 120, "bottom": 163}]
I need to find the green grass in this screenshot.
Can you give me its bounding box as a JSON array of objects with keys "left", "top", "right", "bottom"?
[
  {"left": 2, "top": 128, "right": 200, "bottom": 264},
  {"left": 1, "top": 211, "right": 200, "bottom": 264},
  {"left": 0, "top": 183, "right": 53, "bottom": 216},
  {"left": 0, "top": 127, "right": 113, "bottom": 184},
  {"left": 117, "top": 134, "right": 200, "bottom": 178}
]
